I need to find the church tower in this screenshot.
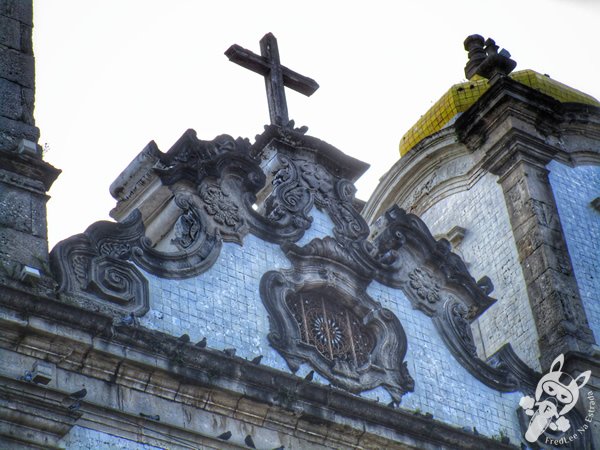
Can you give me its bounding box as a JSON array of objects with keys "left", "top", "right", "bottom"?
[
  {"left": 0, "top": 1, "right": 59, "bottom": 296},
  {"left": 364, "top": 34, "right": 600, "bottom": 443}
]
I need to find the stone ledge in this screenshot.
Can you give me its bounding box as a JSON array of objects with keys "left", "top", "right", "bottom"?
[
  {"left": 0, "top": 377, "right": 82, "bottom": 449},
  {"left": 0, "top": 145, "right": 60, "bottom": 191},
  {"left": 0, "top": 286, "right": 519, "bottom": 449}
]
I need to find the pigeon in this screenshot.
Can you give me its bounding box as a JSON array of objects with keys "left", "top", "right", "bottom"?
[
  {"left": 119, "top": 312, "right": 136, "bottom": 326},
  {"left": 244, "top": 434, "right": 256, "bottom": 448},
  {"left": 304, "top": 370, "right": 314, "bottom": 382},
  {"left": 251, "top": 355, "right": 263, "bottom": 365},
  {"left": 68, "top": 400, "right": 81, "bottom": 410},
  {"left": 217, "top": 431, "right": 232, "bottom": 441},
  {"left": 69, "top": 388, "right": 87, "bottom": 399},
  {"left": 195, "top": 337, "right": 207, "bottom": 348},
  {"left": 223, "top": 348, "right": 236, "bottom": 357},
  {"left": 20, "top": 371, "right": 33, "bottom": 382},
  {"left": 178, "top": 334, "right": 190, "bottom": 344}
]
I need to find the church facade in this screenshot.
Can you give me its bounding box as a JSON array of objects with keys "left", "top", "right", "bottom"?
[{"left": 0, "top": 3, "right": 598, "bottom": 449}]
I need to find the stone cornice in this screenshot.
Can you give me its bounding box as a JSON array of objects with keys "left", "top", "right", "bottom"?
[
  {"left": 480, "top": 129, "right": 560, "bottom": 178},
  {"left": 252, "top": 124, "right": 370, "bottom": 182},
  {"left": 456, "top": 76, "right": 564, "bottom": 151},
  {"left": 0, "top": 376, "right": 82, "bottom": 449},
  {"left": 456, "top": 76, "right": 600, "bottom": 160},
  {"left": 0, "top": 286, "right": 518, "bottom": 449},
  {"left": 0, "top": 149, "right": 61, "bottom": 193}
]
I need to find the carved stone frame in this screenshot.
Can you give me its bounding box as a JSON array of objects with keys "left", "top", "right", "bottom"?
[{"left": 260, "top": 239, "right": 414, "bottom": 403}]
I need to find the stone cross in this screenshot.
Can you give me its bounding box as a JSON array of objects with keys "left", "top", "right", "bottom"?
[{"left": 225, "top": 33, "right": 319, "bottom": 127}]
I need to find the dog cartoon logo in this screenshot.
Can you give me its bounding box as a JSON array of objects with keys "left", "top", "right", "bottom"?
[{"left": 520, "top": 354, "right": 591, "bottom": 443}]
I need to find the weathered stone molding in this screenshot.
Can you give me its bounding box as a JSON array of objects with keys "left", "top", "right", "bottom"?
[
  {"left": 50, "top": 213, "right": 151, "bottom": 317},
  {"left": 0, "top": 289, "right": 519, "bottom": 450},
  {"left": 0, "top": 376, "right": 82, "bottom": 449},
  {"left": 363, "top": 130, "right": 475, "bottom": 222},
  {"left": 50, "top": 129, "right": 371, "bottom": 314},
  {"left": 433, "top": 297, "right": 538, "bottom": 392},
  {"left": 371, "top": 206, "right": 539, "bottom": 392},
  {"left": 49, "top": 123, "right": 540, "bottom": 398}
]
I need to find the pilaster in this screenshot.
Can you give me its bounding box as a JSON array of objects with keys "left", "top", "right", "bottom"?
[
  {"left": 456, "top": 76, "right": 597, "bottom": 368},
  {"left": 493, "top": 148, "right": 595, "bottom": 367}
]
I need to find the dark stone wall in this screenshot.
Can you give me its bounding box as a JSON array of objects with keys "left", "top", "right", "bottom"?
[
  {"left": 0, "top": 0, "right": 59, "bottom": 293},
  {"left": 0, "top": 0, "right": 38, "bottom": 152}
]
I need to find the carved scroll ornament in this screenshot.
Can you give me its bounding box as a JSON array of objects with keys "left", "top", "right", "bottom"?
[{"left": 50, "top": 128, "right": 539, "bottom": 397}]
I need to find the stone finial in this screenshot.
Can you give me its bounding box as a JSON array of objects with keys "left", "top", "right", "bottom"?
[{"left": 464, "top": 34, "right": 516, "bottom": 80}]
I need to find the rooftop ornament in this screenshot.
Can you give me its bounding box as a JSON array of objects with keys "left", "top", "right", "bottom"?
[
  {"left": 464, "top": 34, "right": 517, "bottom": 80},
  {"left": 225, "top": 33, "right": 319, "bottom": 128}
]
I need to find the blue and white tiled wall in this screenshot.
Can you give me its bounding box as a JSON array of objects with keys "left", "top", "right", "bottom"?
[
  {"left": 138, "top": 208, "right": 338, "bottom": 372},
  {"left": 549, "top": 161, "right": 600, "bottom": 341},
  {"left": 369, "top": 280, "right": 522, "bottom": 443},
  {"left": 133, "top": 204, "right": 524, "bottom": 442},
  {"left": 420, "top": 172, "right": 539, "bottom": 370}
]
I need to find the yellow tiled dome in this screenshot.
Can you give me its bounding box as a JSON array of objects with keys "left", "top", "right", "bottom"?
[{"left": 399, "top": 70, "right": 600, "bottom": 156}]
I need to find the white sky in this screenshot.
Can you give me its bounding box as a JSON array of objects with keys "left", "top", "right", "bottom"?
[{"left": 32, "top": 0, "right": 600, "bottom": 248}]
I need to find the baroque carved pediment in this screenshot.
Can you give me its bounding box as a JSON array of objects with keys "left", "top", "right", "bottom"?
[
  {"left": 50, "top": 127, "right": 538, "bottom": 397},
  {"left": 51, "top": 130, "right": 373, "bottom": 317}
]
